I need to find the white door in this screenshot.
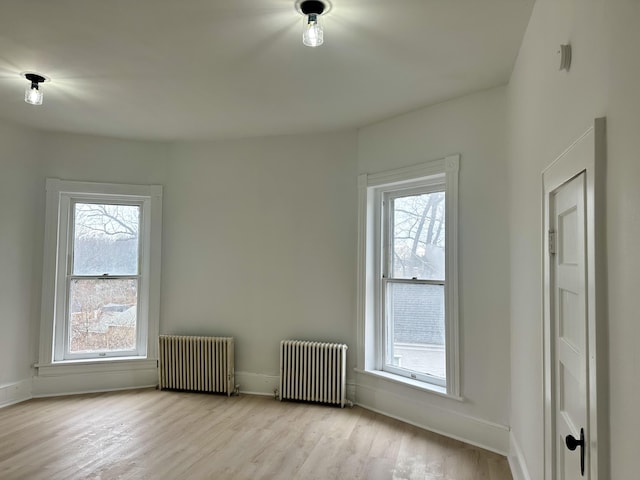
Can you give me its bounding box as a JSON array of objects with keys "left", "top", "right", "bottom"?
[
  {"left": 550, "top": 172, "right": 588, "bottom": 479},
  {"left": 543, "top": 118, "right": 605, "bottom": 480}
]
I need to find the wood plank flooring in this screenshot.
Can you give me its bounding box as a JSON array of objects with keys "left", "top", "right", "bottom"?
[{"left": 0, "top": 389, "right": 512, "bottom": 479}]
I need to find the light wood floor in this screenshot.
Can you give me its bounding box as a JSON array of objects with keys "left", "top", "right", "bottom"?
[{"left": 0, "top": 389, "right": 512, "bottom": 479}]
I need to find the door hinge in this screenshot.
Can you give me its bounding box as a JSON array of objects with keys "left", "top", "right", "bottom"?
[{"left": 548, "top": 230, "right": 557, "bottom": 255}]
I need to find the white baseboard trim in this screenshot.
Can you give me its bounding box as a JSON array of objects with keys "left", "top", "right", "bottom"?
[
  {"left": 0, "top": 379, "right": 33, "bottom": 408},
  {"left": 347, "top": 382, "right": 356, "bottom": 403},
  {"left": 33, "top": 363, "right": 158, "bottom": 398},
  {"left": 33, "top": 383, "right": 158, "bottom": 399},
  {"left": 355, "top": 381, "right": 510, "bottom": 455},
  {"left": 235, "top": 372, "right": 357, "bottom": 406},
  {"left": 508, "top": 433, "right": 532, "bottom": 480},
  {"left": 235, "top": 371, "right": 279, "bottom": 396}
]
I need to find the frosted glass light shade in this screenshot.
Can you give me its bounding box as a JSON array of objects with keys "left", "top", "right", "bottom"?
[
  {"left": 303, "top": 13, "right": 323, "bottom": 47},
  {"left": 25, "top": 85, "right": 43, "bottom": 105}
]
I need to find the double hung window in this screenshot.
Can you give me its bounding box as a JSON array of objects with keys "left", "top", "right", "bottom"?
[
  {"left": 64, "top": 201, "right": 141, "bottom": 358},
  {"left": 382, "top": 186, "right": 447, "bottom": 386},
  {"left": 40, "top": 179, "right": 162, "bottom": 364},
  {"left": 357, "top": 156, "right": 459, "bottom": 396}
]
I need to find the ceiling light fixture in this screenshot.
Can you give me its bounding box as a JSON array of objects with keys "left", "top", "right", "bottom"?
[
  {"left": 22, "top": 72, "right": 48, "bottom": 106},
  {"left": 299, "top": 0, "right": 327, "bottom": 47}
]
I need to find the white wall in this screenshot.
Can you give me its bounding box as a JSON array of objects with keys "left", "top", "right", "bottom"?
[
  {"left": 20, "top": 130, "right": 357, "bottom": 397},
  {"left": 0, "top": 121, "right": 40, "bottom": 406},
  {"left": 356, "top": 87, "right": 512, "bottom": 452},
  {"left": 507, "top": 0, "right": 640, "bottom": 477},
  {"left": 507, "top": 1, "right": 607, "bottom": 477},
  {"left": 37, "top": 130, "right": 170, "bottom": 185},
  {"left": 162, "top": 133, "right": 358, "bottom": 393},
  {"left": 606, "top": 1, "right": 640, "bottom": 475}
]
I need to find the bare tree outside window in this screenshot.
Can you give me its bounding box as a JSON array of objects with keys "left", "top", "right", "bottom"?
[
  {"left": 73, "top": 203, "right": 139, "bottom": 276},
  {"left": 391, "top": 192, "right": 445, "bottom": 280}
]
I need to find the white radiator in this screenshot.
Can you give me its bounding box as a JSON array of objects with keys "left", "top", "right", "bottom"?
[
  {"left": 279, "top": 340, "right": 348, "bottom": 407},
  {"left": 158, "top": 335, "right": 234, "bottom": 396}
]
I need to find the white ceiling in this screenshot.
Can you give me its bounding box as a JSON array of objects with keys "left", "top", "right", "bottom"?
[{"left": 0, "top": 0, "right": 534, "bottom": 141}]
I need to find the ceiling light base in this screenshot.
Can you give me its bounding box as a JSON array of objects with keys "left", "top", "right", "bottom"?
[
  {"left": 295, "top": 0, "right": 331, "bottom": 16},
  {"left": 24, "top": 73, "right": 47, "bottom": 84},
  {"left": 300, "top": 0, "right": 325, "bottom": 15}
]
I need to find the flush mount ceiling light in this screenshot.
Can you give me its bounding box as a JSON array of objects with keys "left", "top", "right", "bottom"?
[
  {"left": 297, "top": 0, "right": 329, "bottom": 47},
  {"left": 22, "top": 72, "right": 49, "bottom": 106}
]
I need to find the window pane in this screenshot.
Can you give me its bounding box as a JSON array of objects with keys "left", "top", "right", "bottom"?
[
  {"left": 68, "top": 279, "right": 138, "bottom": 353},
  {"left": 391, "top": 191, "right": 445, "bottom": 280},
  {"left": 73, "top": 203, "right": 140, "bottom": 276},
  {"left": 386, "top": 282, "right": 445, "bottom": 379}
]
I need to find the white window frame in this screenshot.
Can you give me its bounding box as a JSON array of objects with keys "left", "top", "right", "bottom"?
[
  {"left": 356, "top": 155, "right": 460, "bottom": 398},
  {"left": 38, "top": 179, "right": 162, "bottom": 366},
  {"left": 381, "top": 182, "right": 447, "bottom": 387}
]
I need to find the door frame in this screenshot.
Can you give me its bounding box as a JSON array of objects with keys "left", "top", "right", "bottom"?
[{"left": 542, "top": 117, "right": 607, "bottom": 479}]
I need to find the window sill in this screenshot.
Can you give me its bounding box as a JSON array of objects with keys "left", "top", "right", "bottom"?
[
  {"left": 35, "top": 357, "right": 157, "bottom": 377},
  {"left": 355, "top": 368, "right": 464, "bottom": 402}
]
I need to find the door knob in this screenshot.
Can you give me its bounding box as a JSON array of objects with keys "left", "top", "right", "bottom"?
[
  {"left": 565, "top": 427, "right": 585, "bottom": 476},
  {"left": 565, "top": 432, "right": 583, "bottom": 451}
]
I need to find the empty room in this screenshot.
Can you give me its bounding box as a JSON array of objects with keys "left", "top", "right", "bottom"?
[{"left": 1, "top": 1, "right": 638, "bottom": 479}]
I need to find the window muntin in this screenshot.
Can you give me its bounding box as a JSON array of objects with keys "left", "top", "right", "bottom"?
[{"left": 382, "top": 187, "right": 446, "bottom": 386}]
